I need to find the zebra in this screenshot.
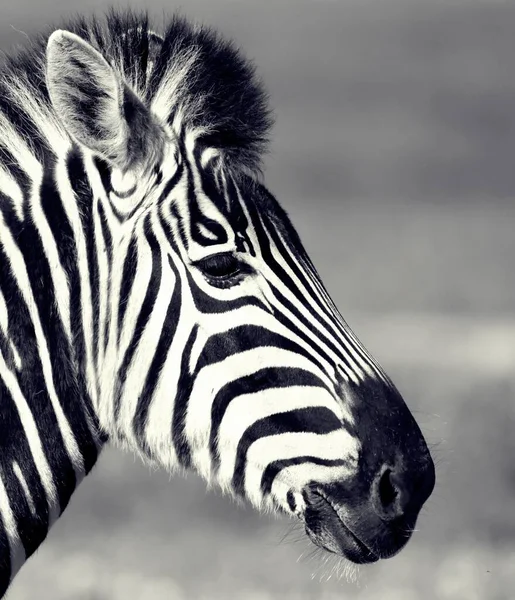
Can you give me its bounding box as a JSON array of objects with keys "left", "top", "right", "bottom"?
[{"left": 0, "top": 9, "right": 435, "bottom": 597}]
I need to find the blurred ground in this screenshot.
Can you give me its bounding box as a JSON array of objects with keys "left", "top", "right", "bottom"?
[{"left": 1, "top": 1, "right": 514, "bottom": 599}]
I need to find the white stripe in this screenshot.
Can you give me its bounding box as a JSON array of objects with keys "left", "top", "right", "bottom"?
[
  {"left": 216, "top": 386, "right": 343, "bottom": 487},
  {"left": 196, "top": 221, "right": 219, "bottom": 240},
  {"left": 12, "top": 461, "right": 36, "bottom": 517},
  {"left": 0, "top": 290, "right": 23, "bottom": 370},
  {"left": 0, "top": 287, "right": 8, "bottom": 333},
  {"left": 0, "top": 468, "right": 26, "bottom": 578},
  {"left": 261, "top": 228, "right": 365, "bottom": 384},
  {"left": 56, "top": 153, "right": 97, "bottom": 412},
  {"left": 28, "top": 162, "right": 72, "bottom": 343},
  {"left": 10, "top": 342, "right": 22, "bottom": 371},
  {"left": 185, "top": 346, "right": 343, "bottom": 452},
  {"left": 271, "top": 224, "right": 385, "bottom": 381},
  {"left": 233, "top": 176, "right": 382, "bottom": 383},
  {"left": 0, "top": 165, "right": 25, "bottom": 221},
  {"left": 0, "top": 351, "right": 59, "bottom": 526},
  {"left": 97, "top": 198, "right": 135, "bottom": 427},
  {"left": 0, "top": 213, "right": 85, "bottom": 478},
  {"left": 116, "top": 252, "right": 176, "bottom": 447},
  {"left": 188, "top": 303, "right": 336, "bottom": 382},
  {"left": 92, "top": 198, "right": 109, "bottom": 373},
  {"left": 244, "top": 430, "right": 359, "bottom": 507},
  {"left": 179, "top": 139, "right": 237, "bottom": 262},
  {"left": 200, "top": 147, "right": 220, "bottom": 169},
  {"left": 117, "top": 228, "right": 151, "bottom": 363},
  {"left": 269, "top": 462, "right": 355, "bottom": 510},
  {"left": 142, "top": 224, "right": 196, "bottom": 469},
  {"left": 230, "top": 179, "right": 367, "bottom": 382},
  {"left": 231, "top": 173, "right": 259, "bottom": 241},
  {"left": 0, "top": 113, "right": 44, "bottom": 185}
]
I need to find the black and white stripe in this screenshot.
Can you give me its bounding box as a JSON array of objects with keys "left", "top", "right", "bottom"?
[{"left": 0, "top": 9, "right": 434, "bottom": 596}]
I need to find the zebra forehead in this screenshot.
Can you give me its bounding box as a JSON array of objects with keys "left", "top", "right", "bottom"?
[{"left": 0, "top": 10, "right": 273, "bottom": 174}]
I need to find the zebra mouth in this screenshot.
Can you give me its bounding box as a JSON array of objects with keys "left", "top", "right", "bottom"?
[{"left": 303, "top": 492, "right": 379, "bottom": 564}]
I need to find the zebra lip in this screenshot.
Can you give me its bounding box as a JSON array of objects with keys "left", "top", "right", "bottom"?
[{"left": 303, "top": 492, "right": 379, "bottom": 564}]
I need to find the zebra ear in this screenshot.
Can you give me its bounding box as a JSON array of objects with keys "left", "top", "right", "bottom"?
[{"left": 46, "top": 30, "right": 162, "bottom": 171}]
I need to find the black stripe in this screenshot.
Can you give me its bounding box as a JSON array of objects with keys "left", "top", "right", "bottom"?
[
  {"left": 97, "top": 199, "right": 113, "bottom": 267},
  {"left": 132, "top": 254, "right": 182, "bottom": 450},
  {"left": 45, "top": 154, "right": 99, "bottom": 472},
  {"left": 267, "top": 282, "right": 351, "bottom": 373},
  {"left": 43, "top": 155, "right": 86, "bottom": 372},
  {"left": 111, "top": 182, "right": 137, "bottom": 199},
  {"left": 42, "top": 157, "right": 100, "bottom": 473},
  {"left": 254, "top": 218, "right": 344, "bottom": 364},
  {"left": 261, "top": 457, "right": 350, "bottom": 496},
  {"left": 156, "top": 160, "right": 184, "bottom": 210},
  {"left": 209, "top": 367, "right": 326, "bottom": 467},
  {"left": 170, "top": 325, "right": 198, "bottom": 468},
  {"left": 0, "top": 378, "right": 50, "bottom": 559},
  {"left": 247, "top": 185, "right": 371, "bottom": 378},
  {"left": 226, "top": 174, "right": 256, "bottom": 256},
  {"left": 266, "top": 221, "right": 345, "bottom": 332},
  {"left": 245, "top": 202, "right": 341, "bottom": 357},
  {"left": 94, "top": 157, "right": 113, "bottom": 195},
  {"left": 1, "top": 199, "right": 78, "bottom": 515},
  {"left": 97, "top": 200, "right": 113, "bottom": 356},
  {"left": 197, "top": 325, "right": 327, "bottom": 374},
  {"left": 0, "top": 331, "right": 15, "bottom": 371},
  {"left": 186, "top": 156, "right": 228, "bottom": 247},
  {"left": 195, "top": 151, "right": 228, "bottom": 217},
  {"left": 170, "top": 204, "right": 188, "bottom": 252},
  {"left": 114, "top": 214, "right": 161, "bottom": 420},
  {"left": 262, "top": 205, "right": 376, "bottom": 377},
  {"left": 67, "top": 158, "right": 101, "bottom": 369},
  {"left": 117, "top": 237, "right": 138, "bottom": 346},
  {"left": 89, "top": 212, "right": 100, "bottom": 359},
  {"left": 185, "top": 268, "right": 270, "bottom": 315},
  {"left": 232, "top": 407, "right": 342, "bottom": 496}
]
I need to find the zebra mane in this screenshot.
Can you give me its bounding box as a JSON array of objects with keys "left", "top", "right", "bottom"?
[{"left": 0, "top": 9, "right": 273, "bottom": 172}]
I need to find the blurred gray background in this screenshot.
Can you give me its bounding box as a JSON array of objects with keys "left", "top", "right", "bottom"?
[{"left": 1, "top": 0, "right": 514, "bottom": 598}]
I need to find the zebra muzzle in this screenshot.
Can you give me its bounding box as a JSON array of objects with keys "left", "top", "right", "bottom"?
[{"left": 301, "top": 448, "right": 435, "bottom": 563}]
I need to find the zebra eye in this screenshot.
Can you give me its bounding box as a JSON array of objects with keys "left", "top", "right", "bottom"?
[{"left": 195, "top": 252, "right": 243, "bottom": 281}]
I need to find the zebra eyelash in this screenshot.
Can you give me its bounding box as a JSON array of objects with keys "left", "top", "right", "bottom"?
[{"left": 193, "top": 252, "right": 253, "bottom": 288}]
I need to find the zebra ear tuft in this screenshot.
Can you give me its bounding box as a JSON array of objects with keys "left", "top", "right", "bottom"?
[{"left": 46, "top": 30, "right": 162, "bottom": 171}]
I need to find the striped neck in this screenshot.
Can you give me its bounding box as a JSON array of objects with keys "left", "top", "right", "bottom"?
[{"left": 0, "top": 150, "right": 105, "bottom": 594}]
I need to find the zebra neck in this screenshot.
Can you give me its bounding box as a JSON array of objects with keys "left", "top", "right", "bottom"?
[
  {"left": 0, "top": 359, "right": 104, "bottom": 593},
  {"left": 0, "top": 112, "right": 109, "bottom": 597},
  {"left": 0, "top": 293, "right": 104, "bottom": 593}
]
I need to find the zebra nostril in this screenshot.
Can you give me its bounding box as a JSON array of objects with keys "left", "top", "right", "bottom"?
[
  {"left": 379, "top": 469, "right": 397, "bottom": 505},
  {"left": 371, "top": 465, "right": 408, "bottom": 521}
]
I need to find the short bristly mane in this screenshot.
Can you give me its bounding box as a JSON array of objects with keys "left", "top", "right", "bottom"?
[{"left": 0, "top": 10, "right": 273, "bottom": 174}]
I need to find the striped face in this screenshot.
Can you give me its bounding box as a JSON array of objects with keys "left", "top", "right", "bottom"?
[
  {"left": 45, "top": 25, "right": 435, "bottom": 565},
  {"left": 111, "top": 134, "right": 369, "bottom": 496},
  {"left": 100, "top": 132, "right": 435, "bottom": 564}
]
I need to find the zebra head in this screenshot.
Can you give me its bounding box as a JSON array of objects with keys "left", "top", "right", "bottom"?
[{"left": 43, "top": 14, "right": 434, "bottom": 565}]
